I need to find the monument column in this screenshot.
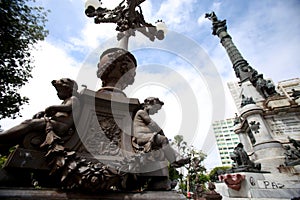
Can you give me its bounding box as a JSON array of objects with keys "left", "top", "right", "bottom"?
[{"left": 206, "top": 12, "right": 285, "bottom": 173}]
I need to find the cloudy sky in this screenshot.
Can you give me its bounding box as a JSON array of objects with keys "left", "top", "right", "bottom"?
[{"left": 1, "top": 0, "right": 300, "bottom": 169}]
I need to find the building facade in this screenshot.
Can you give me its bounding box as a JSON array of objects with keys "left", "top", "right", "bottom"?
[{"left": 212, "top": 118, "right": 240, "bottom": 166}]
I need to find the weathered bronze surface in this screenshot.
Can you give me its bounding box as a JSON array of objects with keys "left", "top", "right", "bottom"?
[
  {"left": 229, "top": 143, "right": 262, "bottom": 172},
  {"left": 0, "top": 48, "right": 190, "bottom": 193}
]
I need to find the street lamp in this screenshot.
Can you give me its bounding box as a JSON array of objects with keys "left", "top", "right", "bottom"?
[
  {"left": 84, "top": 0, "right": 102, "bottom": 17},
  {"left": 155, "top": 20, "right": 168, "bottom": 40},
  {"left": 84, "top": 0, "right": 167, "bottom": 49}
]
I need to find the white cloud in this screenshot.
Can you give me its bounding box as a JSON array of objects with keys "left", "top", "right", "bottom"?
[
  {"left": 69, "top": 21, "right": 117, "bottom": 50},
  {"left": 197, "top": 13, "right": 207, "bottom": 27},
  {"left": 212, "top": 2, "right": 221, "bottom": 12},
  {"left": 156, "top": 0, "right": 196, "bottom": 31}
]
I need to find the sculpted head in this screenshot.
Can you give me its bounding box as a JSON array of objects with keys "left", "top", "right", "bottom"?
[
  {"left": 143, "top": 97, "right": 164, "bottom": 115},
  {"left": 97, "top": 48, "right": 137, "bottom": 90},
  {"left": 52, "top": 78, "right": 78, "bottom": 100}
]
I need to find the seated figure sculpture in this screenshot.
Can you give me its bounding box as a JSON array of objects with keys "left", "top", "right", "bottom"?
[
  {"left": 0, "top": 78, "right": 82, "bottom": 188},
  {"left": 230, "top": 143, "right": 261, "bottom": 172},
  {"left": 0, "top": 78, "right": 80, "bottom": 149},
  {"left": 0, "top": 48, "right": 191, "bottom": 191},
  {"left": 133, "top": 97, "right": 190, "bottom": 168}
]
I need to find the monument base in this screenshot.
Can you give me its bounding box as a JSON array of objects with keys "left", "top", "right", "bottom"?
[
  {"left": 215, "top": 172, "right": 300, "bottom": 199},
  {"left": 0, "top": 188, "right": 186, "bottom": 200}
]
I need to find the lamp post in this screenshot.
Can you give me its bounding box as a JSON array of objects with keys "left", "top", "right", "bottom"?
[{"left": 84, "top": 0, "right": 167, "bottom": 50}]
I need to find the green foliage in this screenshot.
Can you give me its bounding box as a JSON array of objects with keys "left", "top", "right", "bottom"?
[
  {"left": 0, "top": 155, "right": 7, "bottom": 169},
  {"left": 168, "top": 165, "right": 180, "bottom": 181},
  {"left": 170, "top": 135, "right": 189, "bottom": 193},
  {"left": 169, "top": 135, "right": 209, "bottom": 194},
  {"left": 171, "top": 135, "right": 188, "bottom": 156},
  {"left": 197, "top": 173, "right": 209, "bottom": 185},
  {"left": 208, "top": 165, "right": 231, "bottom": 182},
  {"left": 0, "top": 146, "right": 16, "bottom": 168},
  {"left": 185, "top": 147, "right": 208, "bottom": 192},
  {"left": 0, "top": 0, "right": 49, "bottom": 119}
]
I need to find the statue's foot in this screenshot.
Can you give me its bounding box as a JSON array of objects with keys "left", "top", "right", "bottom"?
[{"left": 171, "top": 156, "right": 190, "bottom": 168}]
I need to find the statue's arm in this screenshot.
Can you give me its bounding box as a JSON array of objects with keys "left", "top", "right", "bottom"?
[
  {"left": 45, "top": 96, "right": 80, "bottom": 116},
  {"left": 138, "top": 110, "right": 162, "bottom": 133}
]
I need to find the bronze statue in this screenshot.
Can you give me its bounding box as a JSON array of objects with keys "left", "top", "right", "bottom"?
[
  {"left": 97, "top": 47, "right": 137, "bottom": 93},
  {"left": 233, "top": 113, "right": 242, "bottom": 125},
  {"left": 0, "top": 78, "right": 80, "bottom": 148},
  {"left": 132, "top": 97, "right": 190, "bottom": 167},
  {"left": 283, "top": 146, "right": 300, "bottom": 166},
  {"left": 288, "top": 136, "right": 300, "bottom": 150},
  {"left": 291, "top": 89, "right": 300, "bottom": 100},
  {"left": 230, "top": 143, "right": 261, "bottom": 172},
  {"left": 241, "top": 94, "right": 255, "bottom": 107}
]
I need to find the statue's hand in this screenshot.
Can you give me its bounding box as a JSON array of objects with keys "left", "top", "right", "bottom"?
[{"left": 32, "top": 111, "right": 45, "bottom": 119}]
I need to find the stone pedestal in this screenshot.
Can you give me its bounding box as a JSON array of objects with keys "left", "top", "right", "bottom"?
[
  {"left": 0, "top": 188, "right": 186, "bottom": 200},
  {"left": 240, "top": 104, "right": 286, "bottom": 173},
  {"left": 215, "top": 172, "right": 300, "bottom": 199}
]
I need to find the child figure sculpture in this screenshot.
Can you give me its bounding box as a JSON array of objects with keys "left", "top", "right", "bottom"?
[
  {"left": 0, "top": 78, "right": 80, "bottom": 149},
  {"left": 133, "top": 97, "right": 190, "bottom": 168}
]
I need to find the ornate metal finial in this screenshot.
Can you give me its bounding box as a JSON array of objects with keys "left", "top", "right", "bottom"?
[{"left": 85, "top": 0, "right": 166, "bottom": 42}]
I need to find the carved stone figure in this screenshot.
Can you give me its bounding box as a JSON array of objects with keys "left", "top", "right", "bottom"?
[
  {"left": 230, "top": 143, "right": 261, "bottom": 172},
  {"left": 251, "top": 74, "right": 277, "bottom": 98},
  {"left": 132, "top": 97, "right": 190, "bottom": 167},
  {"left": 283, "top": 145, "right": 300, "bottom": 166},
  {"left": 265, "top": 80, "right": 277, "bottom": 96},
  {"left": 233, "top": 113, "right": 242, "bottom": 125},
  {"left": 291, "top": 89, "right": 300, "bottom": 100},
  {"left": 0, "top": 78, "right": 80, "bottom": 149},
  {"left": 97, "top": 47, "right": 137, "bottom": 93},
  {"left": 241, "top": 94, "right": 255, "bottom": 107},
  {"left": 205, "top": 11, "right": 227, "bottom": 36},
  {"left": 288, "top": 136, "right": 300, "bottom": 150},
  {"left": 284, "top": 137, "right": 300, "bottom": 166}
]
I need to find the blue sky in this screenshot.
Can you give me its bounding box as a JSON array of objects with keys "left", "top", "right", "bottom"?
[{"left": 1, "top": 0, "right": 300, "bottom": 169}]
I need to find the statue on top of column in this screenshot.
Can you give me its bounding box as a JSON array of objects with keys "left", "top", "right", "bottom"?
[
  {"left": 206, "top": 11, "right": 279, "bottom": 99},
  {"left": 205, "top": 11, "right": 227, "bottom": 35}
]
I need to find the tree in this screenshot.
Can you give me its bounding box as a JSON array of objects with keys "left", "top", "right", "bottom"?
[
  {"left": 208, "top": 165, "right": 231, "bottom": 182},
  {"left": 185, "top": 148, "right": 208, "bottom": 192},
  {"left": 0, "top": 0, "right": 49, "bottom": 119},
  {"left": 170, "top": 135, "right": 189, "bottom": 192},
  {"left": 170, "top": 136, "right": 208, "bottom": 196},
  {"left": 171, "top": 135, "right": 188, "bottom": 156}
]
